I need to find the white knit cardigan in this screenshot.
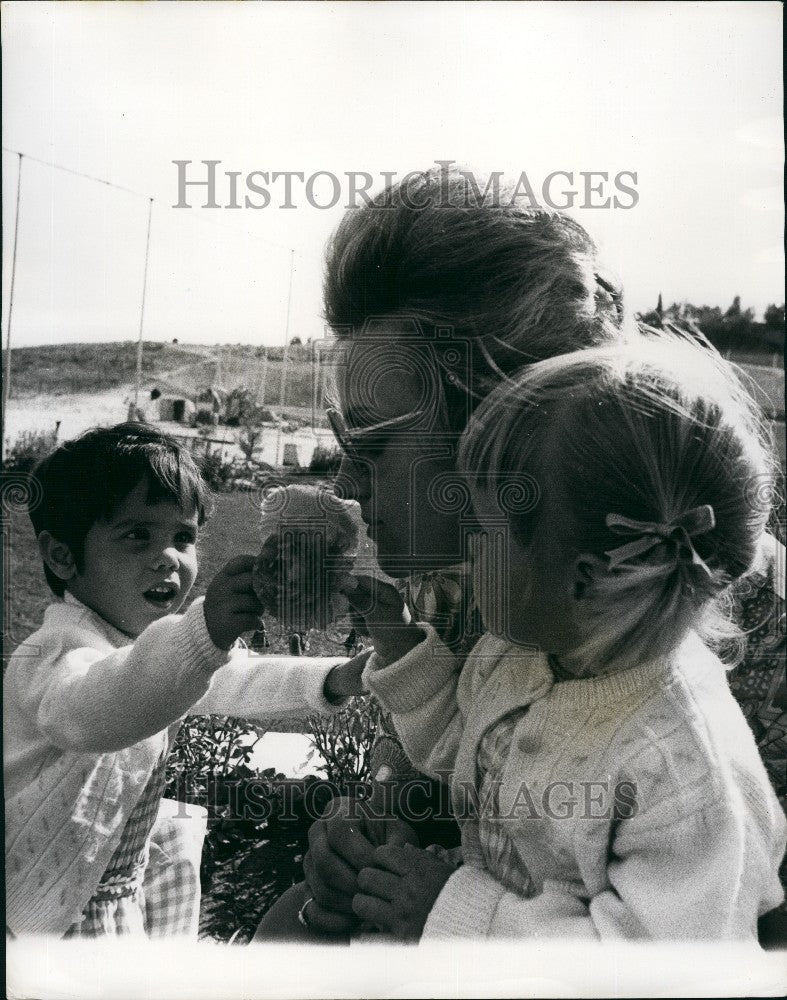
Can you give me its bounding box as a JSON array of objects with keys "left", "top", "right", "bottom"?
[{"left": 364, "top": 626, "right": 786, "bottom": 940}]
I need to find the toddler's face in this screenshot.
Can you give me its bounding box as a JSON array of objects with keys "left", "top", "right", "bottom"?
[{"left": 67, "top": 480, "right": 199, "bottom": 638}]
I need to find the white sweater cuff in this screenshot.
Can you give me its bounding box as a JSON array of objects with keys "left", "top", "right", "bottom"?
[
  {"left": 180, "top": 597, "right": 229, "bottom": 673},
  {"left": 363, "top": 623, "right": 459, "bottom": 713},
  {"left": 303, "top": 659, "right": 353, "bottom": 715},
  {"left": 422, "top": 866, "right": 505, "bottom": 939}
]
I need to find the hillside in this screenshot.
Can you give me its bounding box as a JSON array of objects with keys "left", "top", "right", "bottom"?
[
  {"left": 5, "top": 339, "right": 783, "bottom": 419},
  {"left": 6, "top": 341, "right": 325, "bottom": 409},
  {"left": 8, "top": 342, "right": 213, "bottom": 397}
]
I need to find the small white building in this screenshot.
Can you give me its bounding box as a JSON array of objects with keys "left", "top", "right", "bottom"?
[{"left": 155, "top": 395, "right": 196, "bottom": 424}]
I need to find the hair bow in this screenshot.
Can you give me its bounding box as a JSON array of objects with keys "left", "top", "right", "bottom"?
[{"left": 604, "top": 505, "right": 716, "bottom": 578}]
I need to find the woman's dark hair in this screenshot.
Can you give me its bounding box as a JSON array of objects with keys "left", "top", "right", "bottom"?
[
  {"left": 324, "top": 166, "right": 628, "bottom": 431},
  {"left": 30, "top": 422, "right": 213, "bottom": 596}
]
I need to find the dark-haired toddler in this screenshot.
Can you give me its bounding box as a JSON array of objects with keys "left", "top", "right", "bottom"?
[{"left": 4, "top": 423, "right": 364, "bottom": 938}]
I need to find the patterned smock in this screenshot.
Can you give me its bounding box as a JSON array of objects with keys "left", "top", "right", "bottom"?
[{"left": 727, "top": 534, "right": 786, "bottom": 913}]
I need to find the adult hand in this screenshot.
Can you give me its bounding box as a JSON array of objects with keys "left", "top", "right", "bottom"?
[
  {"left": 203, "top": 555, "right": 264, "bottom": 650},
  {"left": 303, "top": 797, "right": 418, "bottom": 934},
  {"left": 353, "top": 843, "right": 454, "bottom": 941},
  {"left": 336, "top": 575, "right": 425, "bottom": 665}
]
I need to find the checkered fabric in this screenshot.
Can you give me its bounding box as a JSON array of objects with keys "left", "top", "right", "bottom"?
[
  {"left": 142, "top": 799, "right": 208, "bottom": 938},
  {"left": 477, "top": 711, "right": 535, "bottom": 899},
  {"left": 65, "top": 756, "right": 170, "bottom": 938}
]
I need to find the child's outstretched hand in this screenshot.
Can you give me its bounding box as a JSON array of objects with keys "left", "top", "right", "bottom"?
[
  {"left": 204, "top": 556, "right": 265, "bottom": 650},
  {"left": 352, "top": 843, "right": 455, "bottom": 941}
]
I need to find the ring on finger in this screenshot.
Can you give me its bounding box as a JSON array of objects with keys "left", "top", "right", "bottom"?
[{"left": 298, "top": 896, "right": 315, "bottom": 929}]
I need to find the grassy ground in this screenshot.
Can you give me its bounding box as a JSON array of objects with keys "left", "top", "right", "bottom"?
[{"left": 11, "top": 340, "right": 780, "bottom": 421}]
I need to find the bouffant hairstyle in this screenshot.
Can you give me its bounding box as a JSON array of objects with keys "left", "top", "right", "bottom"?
[{"left": 324, "top": 166, "right": 629, "bottom": 432}]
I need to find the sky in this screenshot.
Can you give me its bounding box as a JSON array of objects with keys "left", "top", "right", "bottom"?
[{"left": 1, "top": 1, "right": 783, "bottom": 348}]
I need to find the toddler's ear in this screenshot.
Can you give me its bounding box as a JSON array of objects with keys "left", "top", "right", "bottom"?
[
  {"left": 572, "top": 554, "right": 608, "bottom": 600},
  {"left": 37, "top": 531, "right": 78, "bottom": 583}
]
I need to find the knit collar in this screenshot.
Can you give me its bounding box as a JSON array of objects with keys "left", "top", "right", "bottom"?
[
  {"left": 543, "top": 632, "right": 719, "bottom": 711},
  {"left": 59, "top": 592, "right": 134, "bottom": 648}
]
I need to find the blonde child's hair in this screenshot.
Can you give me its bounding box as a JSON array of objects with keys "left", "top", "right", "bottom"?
[{"left": 458, "top": 329, "right": 778, "bottom": 668}]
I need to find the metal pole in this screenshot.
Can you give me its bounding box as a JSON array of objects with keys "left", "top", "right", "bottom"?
[
  {"left": 259, "top": 345, "right": 268, "bottom": 407},
  {"left": 311, "top": 339, "right": 317, "bottom": 434},
  {"left": 3, "top": 152, "right": 24, "bottom": 437},
  {"left": 134, "top": 197, "right": 154, "bottom": 412},
  {"left": 275, "top": 249, "right": 295, "bottom": 465}
]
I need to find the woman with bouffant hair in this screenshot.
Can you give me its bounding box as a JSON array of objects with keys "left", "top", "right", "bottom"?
[{"left": 255, "top": 166, "right": 784, "bottom": 945}]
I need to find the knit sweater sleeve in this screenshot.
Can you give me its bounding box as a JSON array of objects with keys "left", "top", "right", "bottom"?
[
  {"left": 423, "top": 865, "right": 599, "bottom": 940},
  {"left": 423, "top": 788, "right": 787, "bottom": 941},
  {"left": 27, "top": 598, "right": 227, "bottom": 753},
  {"left": 362, "top": 623, "right": 466, "bottom": 780},
  {"left": 190, "top": 651, "right": 351, "bottom": 718}
]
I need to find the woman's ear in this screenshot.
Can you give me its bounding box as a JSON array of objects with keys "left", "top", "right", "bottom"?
[
  {"left": 37, "top": 531, "right": 78, "bottom": 583},
  {"left": 572, "top": 553, "right": 608, "bottom": 600}
]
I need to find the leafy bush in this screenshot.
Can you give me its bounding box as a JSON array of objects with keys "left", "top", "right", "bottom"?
[
  {"left": 164, "top": 634, "right": 383, "bottom": 941},
  {"left": 196, "top": 772, "right": 336, "bottom": 942},
  {"left": 165, "top": 715, "right": 314, "bottom": 942},
  {"left": 4, "top": 428, "right": 58, "bottom": 473},
  {"left": 306, "top": 695, "right": 383, "bottom": 785},
  {"left": 198, "top": 448, "right": 235, "bottom": 491},
  {"left": 165, "top": 714, "right": 266, "bottom": 805}
]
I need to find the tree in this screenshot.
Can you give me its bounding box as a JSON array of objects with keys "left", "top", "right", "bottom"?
[
  {"left": 225, "top": 387, "right": 255, "bottom": 426},
  {"left": 238, "top": 416, "right": 264, "bottom": 461},
  {"left": 635, "top": 297, "right": 778, "bottom": 354},
  {"left": 764, "top": 304, "right": 785, "bottom": 331}
]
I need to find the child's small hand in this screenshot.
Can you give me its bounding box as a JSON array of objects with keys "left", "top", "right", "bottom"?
[
  {"left": 204, "top": 556, "right": 265, "bottom": 650},
  {"left": 335, "top": 575, "right": 424, "bottom": 665},
  {"left": 352, "top": 843, "right": 454, "bottom": 941},
  {"left": 323, "top": 648, "right": 373, "bottom": 703}
]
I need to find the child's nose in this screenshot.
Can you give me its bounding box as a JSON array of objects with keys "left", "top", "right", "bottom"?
[{"left": 151, "top": 546, "right": 179, "bottom": 571}]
